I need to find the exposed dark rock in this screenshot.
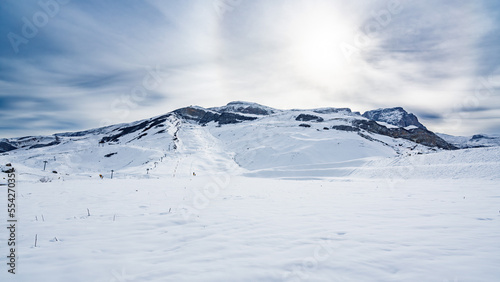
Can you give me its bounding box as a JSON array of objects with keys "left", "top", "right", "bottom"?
[
  {"left": 358, "top": 132, "right": 376, "bottom": 142},
  {"left": 174, "top": 106, "right": 257, "bottom": 125},
  {"left": 471, "top": 134, "right": 494, "bottom": 140},
  {"left": 296, "top": 114, "right": 324, "bottom": 122},
  {"left": 1, "top": 167, "right": 15, "bottom": 173},
  {"left": 17, "top": 136, "right": 35, "bottom": 140},
  {"left": 104, "top": 152, "right": 117, "bottom": 158},
  {"left": 313, "top": 108, "right": 352, "bottom": 114},
  {"left": 100, "top": 114, "right": 171, "bottom": 143},
  {"left": 1, "top": 136, "right": 60, "bottom": 151},
  {"left": 29, "top": 140, "right": 61, "bottom": 149},
  {"left": 0, "top": 142, "right": 17, "bottom": 153},
  {"left": 352, "top": 119, "right": 456, "bottom": 150},
  {"left": 357, "top": 132, "right": 390, "bottom": 146},
  {"left": 299, "top": 123, "right": 311, "bottom": 128},
  {"left": 155, "top": 129, "right": 166, "bottom": 135},
  {"left": 362, "top": 107, "right": 426, "bottom": 129},
  {"left": 218, "top": 112, "right": 257, "bottom": 124},
  {"left": 331, "top": 125, "right": 360, "bottom": 132},
  {"left": 174, "top": 107, "right": 213, "bottom": 123},
  {"left": 211, "top": 101, "right": 275, "bottom": 115}
]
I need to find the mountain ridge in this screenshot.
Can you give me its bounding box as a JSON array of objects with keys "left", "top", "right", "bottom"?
[
  {"left": 0, "top": 101, "right": 471, "bottom": 153},
  {"left": 1, "top": 101, "right": 499, "bottom": 182}
]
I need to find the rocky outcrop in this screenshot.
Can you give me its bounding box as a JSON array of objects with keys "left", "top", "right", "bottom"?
[
  {"left": 471, "top": 134, "right": 494, "bottom": 140},
  {"left": 0, "top": 141, "right": 17, "bottom": 153},
  {"left": 295, "top": 114, "right": 324, "bottom": 122},
  {"left": 313, "top": 108, "right": 355, "bottom": 115},
  {"left": 352, "top": 120, "right": 456, "bottom": 150},
  {"left": 362, "top": 107, "right": 426, "bottom": 129},
  {"left": 210, "top": 101, "right": 275, "bottom": 116},
  {"left": 331, "top": 125, "right": 360, "bottom": 132},
  {"left": 29, "top": 140, "right": 61, "bottom": 149},
  {"left": 101, "top": 114, "right": 172, "bottom": 143},
  {"left": 1, "top": 163, "right": 15, "bottom": 173},
  {"left": 217, "top": 112, "right": 258, "bottom": 124},
  {"left": 174, "top": 106, "right": 257, "bottom": 125}
]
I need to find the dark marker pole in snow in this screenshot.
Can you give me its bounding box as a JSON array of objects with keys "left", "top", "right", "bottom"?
[
  {"left": 111, "top": 170, "right": 114, "bottom": 179},
  {"left": 147, "top": 168, "right": 149, "bottom": 174},
  {"left": 43, "top": 161, "right": 48, "bottom": 171}
]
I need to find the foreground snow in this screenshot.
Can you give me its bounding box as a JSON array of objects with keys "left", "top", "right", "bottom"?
[{"left": 1, "top": 176, "right": 499, "bottom": 281}]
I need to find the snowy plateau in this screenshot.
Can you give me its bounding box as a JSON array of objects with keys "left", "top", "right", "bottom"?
[{"left": 0, "top": 101, "right": 499, "bottom": 282}]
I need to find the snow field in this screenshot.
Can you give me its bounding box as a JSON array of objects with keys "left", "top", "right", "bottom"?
[
  {"left": 1, "top": 104, "right": 500, "bottom": 281},
  {"left": 1, "top": 177, "right": 499, "bottom": 281}
]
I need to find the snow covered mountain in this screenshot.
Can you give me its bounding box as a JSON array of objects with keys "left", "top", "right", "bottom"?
[
  {"left": 2, "top": 102, "right": 500, "bottom": 282},
  {"left": 437, "top": 133, "right": 500, "bottom": 149},
  {"left": 1, "top": 101, "right": 498, "bottom": 181},
  {"left": 362, "top": 107, "right": 427, "bottom": 129}
]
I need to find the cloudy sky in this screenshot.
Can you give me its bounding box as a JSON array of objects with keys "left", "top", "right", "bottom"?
[{"left": 1, "top": 0, "right": 499, "bottom": 138}]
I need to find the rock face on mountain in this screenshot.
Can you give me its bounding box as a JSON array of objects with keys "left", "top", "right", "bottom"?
[
  {"left": 209, "top": 101, "right": 276, "bottom": 116},
  {"left": 312, "top": 108, "right": 356, "bottom": 115},
  {"left": 0, "top": 141, "right": 17, "bottom": 153},
  {"left": 351, "top": 120, "right": 456, "bottom": 150},
  {"left": 362, "top": 107, "right": 426, "bottom": 129},
  {"left": 100, "top": 113, "right": 174, "bottom": 143},
  {"left": 295, "top": 114, "right": 324, "bottom": 122},
  {"left": 174, "top": 106, "right": 257, "bottom": 125}
]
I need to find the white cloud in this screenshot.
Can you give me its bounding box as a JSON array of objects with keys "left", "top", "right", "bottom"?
[{"left": 0, "top": 0, "right": 499, "bottom": 137}]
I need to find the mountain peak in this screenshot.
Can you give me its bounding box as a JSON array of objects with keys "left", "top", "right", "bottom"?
[
  {"left": 209, "top": 101, "right": 276, "bottom": 116},
  {"left": 362, "top": 107, "right": 426, "bottom": 129},
  {"left": 226, "top": 101, "right": 262, "bottom": 106}
]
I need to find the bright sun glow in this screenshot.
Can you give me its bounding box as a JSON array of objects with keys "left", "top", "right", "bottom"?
[{"left": 286, "top": 2, "right": 361, "bottom": 90}]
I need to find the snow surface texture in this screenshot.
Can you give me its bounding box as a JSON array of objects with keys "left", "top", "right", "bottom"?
[
  {"left": 0, "top": 177, "right": 499, "bottom": 281},
  {"left": 1, "top": 102, "right": 499, "bottom": 281}
]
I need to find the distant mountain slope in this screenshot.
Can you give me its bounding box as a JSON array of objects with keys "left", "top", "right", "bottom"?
[
  {"left": 437, "top": 133, "right": 500, "bottom": 149},
  {"left": 3, "top": 101, "right": 496, "bottom": 181},
  {"left": 363, "top": 107, "right": 426, "bottom": 129}
]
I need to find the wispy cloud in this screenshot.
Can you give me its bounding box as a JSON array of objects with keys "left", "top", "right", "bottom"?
[{"left": 0, "top": 0, "right": 498, "bottom": 137}]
